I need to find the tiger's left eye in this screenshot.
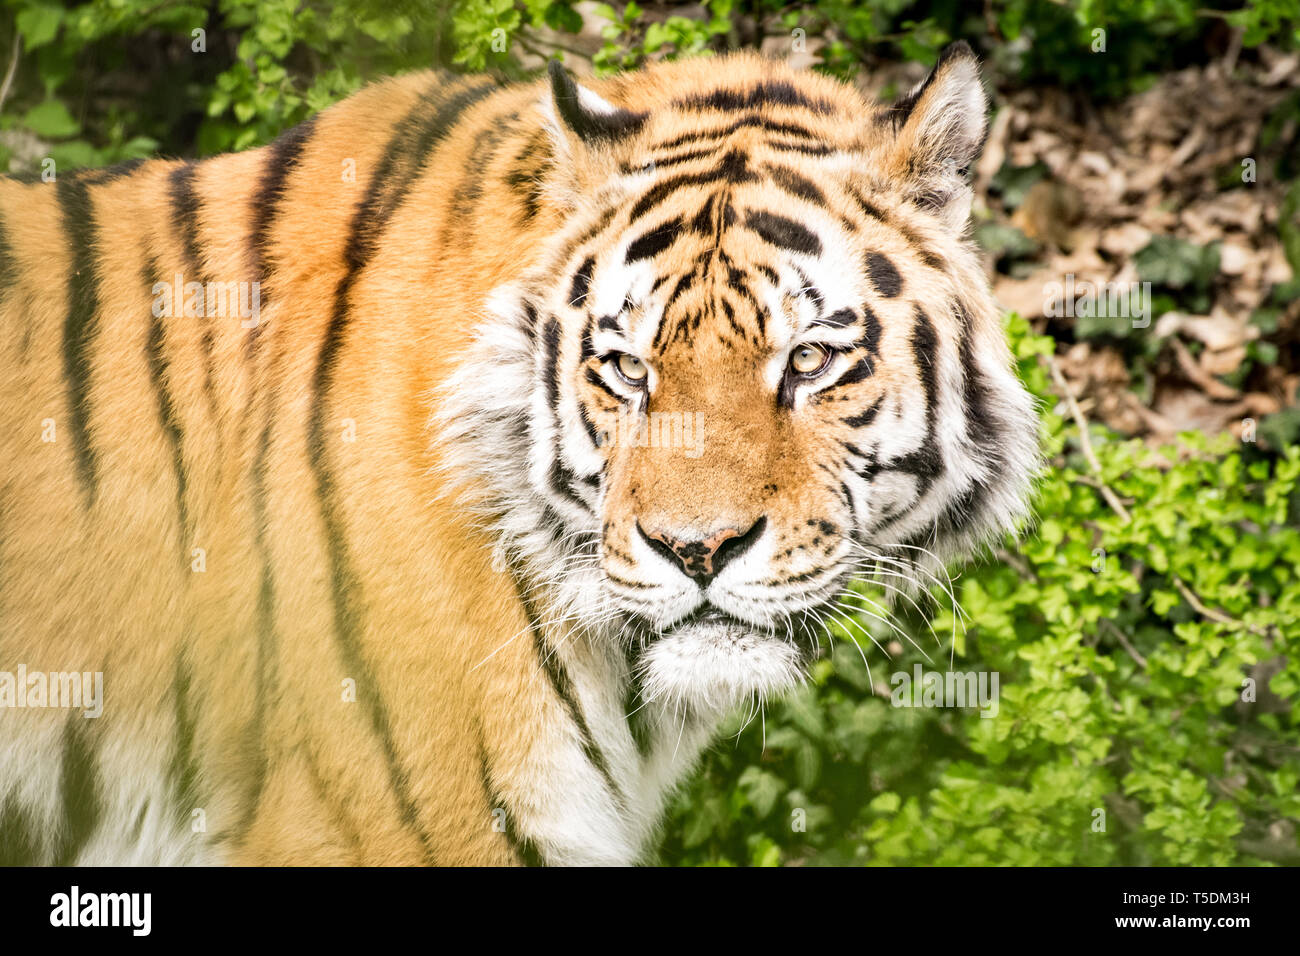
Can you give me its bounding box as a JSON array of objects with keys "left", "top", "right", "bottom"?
[
  {"left": 615, "top": 353, "right": 649, "bottom": 383},
  {"left": 790, "top": 344, "right": 831, "bottom": 376}
]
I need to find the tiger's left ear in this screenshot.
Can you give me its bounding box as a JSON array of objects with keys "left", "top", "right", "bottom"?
[
  {"left": 880, "top": 41, "right": 988, "bottom": 230},
  {"left": 546, "top": 60, "right": 646, "bottom": 146}
]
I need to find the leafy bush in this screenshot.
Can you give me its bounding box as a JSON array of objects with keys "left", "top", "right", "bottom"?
[
  {"left": 455, "top": 0, "right": 1300, "bottom": 97},
  {"left": 0, "top": 0, "right": 453, "bottom": 167},
  {"left": 660, "top": 316, "right": 1300, "bottom": 866},
  {"left": 4, "top": 1, "right": 1299, "bottom": 173}
]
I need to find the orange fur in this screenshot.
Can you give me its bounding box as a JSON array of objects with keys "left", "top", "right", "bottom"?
[{"left": 0, "top": 50, "right": 1037, "bottom": 865}]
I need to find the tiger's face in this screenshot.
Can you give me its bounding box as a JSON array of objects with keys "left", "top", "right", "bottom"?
[
  {"left": 576, "top": 206, "right": 909, "bottom": 707},
  {"left": 448, "top": 47, "right": 1038, "bottom": 717},
  {"left": 587, "top": 214, "right": 878, "bottom": 712}
]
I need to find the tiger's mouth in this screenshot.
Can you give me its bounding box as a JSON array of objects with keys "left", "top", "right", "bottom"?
[
  {"left": 625, "top": 598, "right": 829, "bottom": 647},
  {"left": 662, "top": 605, "right": 752, "bottom": 636},
  {"left": 625, "top": 603, "right": 766, "bottom": 645},
  {"left": 625, "top": 601, "right": 825, "bottom": 713}
]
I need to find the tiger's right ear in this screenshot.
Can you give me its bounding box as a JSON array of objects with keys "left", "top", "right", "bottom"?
[
  {"left": 546, "top": 60, "right": 646, "bottom": 146},
  {"left": 878, "top": 41, "right": 988, "bottom": 231}
]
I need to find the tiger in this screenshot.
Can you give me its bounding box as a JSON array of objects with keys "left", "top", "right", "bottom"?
[{"left": 0, "top": 42, "right": 1038, "bottom": 866}]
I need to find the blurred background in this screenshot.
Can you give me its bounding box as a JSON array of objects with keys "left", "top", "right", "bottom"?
[{"left": 2, "top": 0, "right": 1297, "bottom": 865}]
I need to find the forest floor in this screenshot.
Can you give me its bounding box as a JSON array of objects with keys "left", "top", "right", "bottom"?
[{"left": 866, "top": 43, "right": 1300, "bottom": 450}]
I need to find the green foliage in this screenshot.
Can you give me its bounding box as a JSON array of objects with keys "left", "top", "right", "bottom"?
[
  {"left": 660, "top": 315, "right": 1300, "bottom": 867},
  {"left": 0, "top": 0, "right": 453, "bottom": 166},
  {"left": 1069, "top": 236, "right": 1224, "bottom": 342},
  {"left": 988, "top": 160, "right": 1049, "bottom": 211},
  {"left": 452, "top": 0, "right": 576, "bottom": 73},
  {"left": 588, "top": 0, "right": 733, "bottom": 74},
  {"left": 4, "top": 1, "right": 1298, "bottom": 173},
  {"left": 1231, "top": 0, "right": 1300, "bottom": 46},
  {"left": 1134, "top": 236, "right": 1223, "bottom": 316},
  {"left": 574, "top": 0, "right": 1299, "bottom": 95},
  {"left": 973, "top": 221, "right": 1039, "bottom": 269}
]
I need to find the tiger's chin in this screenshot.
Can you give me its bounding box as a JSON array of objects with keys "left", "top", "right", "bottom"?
[{"left": 634, "top": 612, "right": 807, "bottom": 716}]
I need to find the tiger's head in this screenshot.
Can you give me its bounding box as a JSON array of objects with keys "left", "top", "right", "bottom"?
[{"left": 442, "top": 47, "right": 1038, "bottom": 717}]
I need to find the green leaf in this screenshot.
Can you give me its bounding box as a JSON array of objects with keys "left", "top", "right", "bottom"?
[
  {"left": 990, "top": 160, "right": 1049, "bottom": 209},
  {"left": 974, "top": 222, "right": 1038, "bottom": 261},
  {"left": 1134, "top": 236, "right": 1220, "bottom": 292},
  {"left": 869, "top": 792, "right": 901, "bottom": 814},
  {"left": 17, "top": 3, "right": 63, "bottom": 50},
  {"left": 22, "top": 99, "right": 79, "bottom": 138},
  {"left": 737, "top": 767, "right": 784, "bottom": 819},
  {"left": 543, "top": 1, "right": 583, "bottom": 33}
]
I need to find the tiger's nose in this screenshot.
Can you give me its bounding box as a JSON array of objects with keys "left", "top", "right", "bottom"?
[{"left": 637, "top": 517, "right": 767, "bottom": 583}]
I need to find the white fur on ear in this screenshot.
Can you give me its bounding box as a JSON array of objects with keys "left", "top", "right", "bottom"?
[
  {"left": 905, "top": 53, "right": 986, "bottom": 169},
  {"left": 577, "top": 83, "right": 621, "bottom": 117},
  {"left": 885, "top": 42, "right": 989, "bottom": 230},
  {"left": 545, "top": 60, "right": 646, "bottom": 145}
]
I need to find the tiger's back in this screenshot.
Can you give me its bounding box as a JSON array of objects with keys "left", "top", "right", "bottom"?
[
  {"left": 0, "top": 50, "right": 1038, "bottom": 865},
  {"left": 0, "top": 71, "right": 565, "bottom": 864}
]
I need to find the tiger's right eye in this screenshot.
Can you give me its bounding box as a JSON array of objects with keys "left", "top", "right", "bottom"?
[
  {"left": 790, "top": 344, "right": 832, "bottom": 376},
  {"left": 614, "top": 353, "right": 649, "bottom": 384}
]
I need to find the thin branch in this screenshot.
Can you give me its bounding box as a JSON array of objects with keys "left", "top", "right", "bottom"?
[
  {"left": 1100, "top": 618, "right": 1147, "bottom": 670},
  {"left": 0, "top": 29, "right": 21, "bottom": 116},
  {"left": 1046, "top": 354, "right": 1133, "bottom": 524},
  {"left": 514, "top": 31, "right": 594, "bottom": 66},
  {"left": 994, "top": 547, "right": 1035, "bottom": 581},
  {"left": 1172, "top": 577, "right": 1270, "bottom": 637}
]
